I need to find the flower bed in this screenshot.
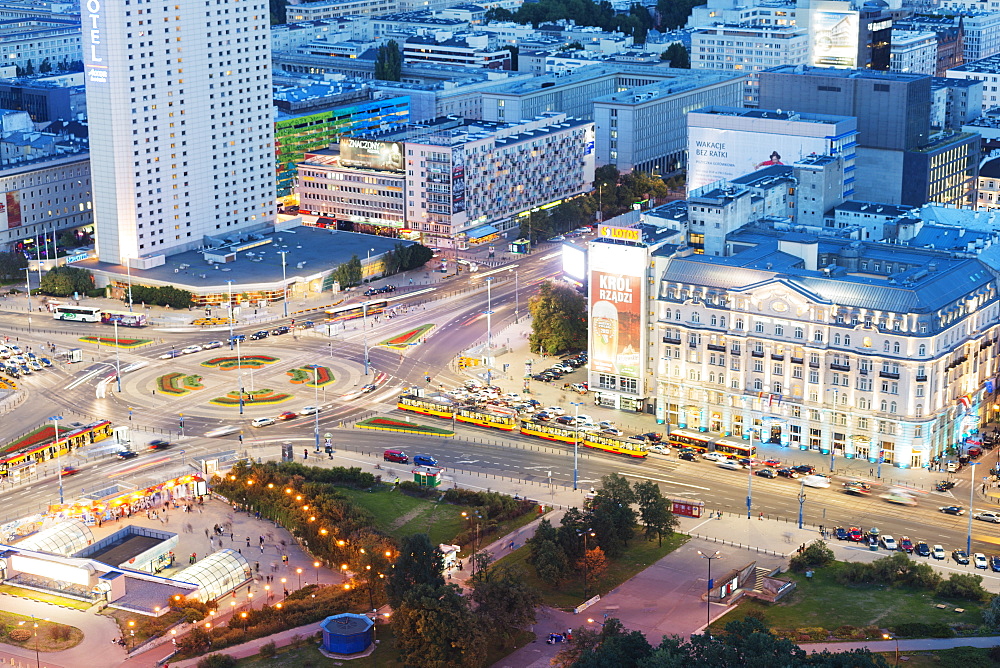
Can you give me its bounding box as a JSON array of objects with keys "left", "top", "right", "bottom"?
[
  {"left": 157, "top": 373, "right": 204, "bottom": 396},
  {"left": 380, "top": 324, "right": 434, "bottom": 350},
  {"left": 286, "top": 365, "right": 333, "bottom": 388},
  {"left": 209, "top": 389, "right": 291, "bottom": 406},
  {"left": 79, "top": 336, "right": 152, "bottom": 348},
  {"left": 357, "top": 416, "right": 454, "bottom": 436},
  {"left": 1, "top": 424, "right": 67, "bottom": 456},
  {"left": 201, "top": 355, "right": 278, "bottom": 370}
]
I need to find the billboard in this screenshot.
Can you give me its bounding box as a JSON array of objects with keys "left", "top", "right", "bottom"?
[
  {"left": 562, "top": 243, "right": 585, "bottom": 282},
  {"left": 589, "top": 242, "right": 645, "bottom": 381},
  {"left": 452, "top": 150, "right": 465, "bottom": 214},
  {"left": 4, "top": 191, "right": 21, "bottom": 229},
  {"left": 687, "top": 127, "right": 830, "bottom": 192},
  {"left": 339, "top": 138, "right": 404, "bottom": 172},
  {"left": 811, "top": 10, "right": 859, "bottom": 68}
]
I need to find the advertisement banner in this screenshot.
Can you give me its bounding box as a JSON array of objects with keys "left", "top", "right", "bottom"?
[
  {"left": 452, "top": 150, "right": 465, "bottom": 214},
  {"left": 5, "top": 191, "right": 21, "bottom": 229},
  {"left": 339, "top": 139, "right": 404, "bottom": 172},
  {"left": 589, "top": 243, "right": 644, "bottom": 380},
  {"left": 687, "top": 127, "right": 830, "bottom": 192},
  {"left": 811, "top": 10, "right": 859, "bottom": 68}
]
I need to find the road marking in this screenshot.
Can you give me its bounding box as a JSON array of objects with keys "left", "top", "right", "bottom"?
[
  {"left": 618, "top": 471, "right": 711, "bottom": 491},
  {"left": 66, "top": 368, "right": 103, "bottom": 390}
]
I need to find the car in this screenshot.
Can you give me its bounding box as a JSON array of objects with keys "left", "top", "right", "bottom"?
[
  {"left": 544, "top": 406, "right": 564, "bottom": 415},
  {"left": 116, "top": 450, "right": 138, "bottom": 460},
  {"left": 974, "top": 511, "right": 1000, "bottom": 523},
  {"left": 251, "top": 417, "right": 276, "bottom": 428},
  {"left": 802, "top": 474, "right": 831, "bottom": 489},
  {"left": 974, "top": 553, "right": 989, "bottom": 569},
  {"left": 547, "top": 235, "right": 566, "bottom": 242},
  {"left": 678, "top": 450, "right": 698, "bottom": 462},
  {"left": 650, "top": 444, "right": 671, "bottom": 455},
  {"left": 717, "top": 460, "right": 742, "bottom": 471},
  {"left": 952, "top": 549, "right": 970, "bottom": 565},
  {"left": 28, "top": 360, "right": 42, "bottom": 371},
  {"left": 205, "top": 425, "right": 240, "bottom": 437},
  {"left": 939, "top": 505, "right": 966, "bottom": 516},
  {"left": 602, "top": 427, "right": 624, "bottom": 436},
  {"left": 147, "top": 439, "right": 173, "bottom": 450},
  {"left": 229, "top": 334, "right": 246, "bottom": 344},
  {"left": 792, "top": 465, "right": 816, "bottom": 475},
  {"left": 755, "top": 468, "right": 778, "bottom": 479},
  {"left": 763, "top": 458, "right": 782, "bottom": 467},
  {"left": 777, "top": 468, "right": 799, "bottom": 478},
  {"left": 159, "top": 350, "right": 182, "bottom": 359},
  {"left": 181, "top": 345, "right": 202, "bottom": 355},
  {"left": 843, "top": 481, "right": 872, "bottom": 495},
  {"left": 932, "top": 545, "right": 946, "bottom": 560},
  {"left": 534, "top": 412, "right": 552, "bottom": 421},
  {"left": 914, "top": 542, "right": 931, "bottom": 557},
  {"left": 361, "top": 383, "right": 377, "bottom": 393},
  {"left": 39, "top": 357, "right": 52, "bottom": 367},
  {"left": 880, "top": 535, "right": 897, "bottom": 551},
  {"left": 203, "top": 341, "right": 223, "bottom": 350},
  {"left": 834, "top": 526, "right": 849, "bottom": 541},
  {"left": 300, "top": 406, "right": 320, "bottom": 416},
  {"left": 575, "top": 414, "right": 594, "bottom": 425},
  {"left": 899, "top": 537, "right": 914, "bottom": 553},
  {"left": 249, "top": 330, "right": 269, "bottom": 340},
  {"left": 277, "top": 411, "right": 298, "bottom": 421},
  {"left": 19, "top": 365, "right": 31, "bottom": 375},
  {"left": 555, "top": 416, "right": 575, "bottom": 425},
  {"left": 991, "top": 556, "right": 1000, "bottom": 572},
  {"left": 883, "top": 492, "right": 918, "bottom": 506},
  {"left": 60, "top": 466, "right": 79, "bottom": 476},
  {"left": 413, "top": 454, "right": 438, "bottom": 467},
  {"left": 598, "top": 420, "right": 615, "bottom": 429},
  {"left": 531, "top": 374, "right": 550, "bottom": 381},
  {"left": 271, "top": 326, "right": 291, "bottom": 335},
  {"left": 845, "top": 527, "right": 863, "bottom": 542},
  {"left": 703, "top": 452, "right": 729, "bottom": 462}
]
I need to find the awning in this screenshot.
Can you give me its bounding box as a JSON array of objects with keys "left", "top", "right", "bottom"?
[{"left": 465, "top": 225, "right": 499, "bottom": 241}]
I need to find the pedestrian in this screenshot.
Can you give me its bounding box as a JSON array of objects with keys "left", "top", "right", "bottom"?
[
  {"left": 260, "top": 544, "right": 264, "bottom": 554},
  {"left": 259, "top": 535, "right": 264, "bottom": 545},
  {"left": 303, "top": 449, "right": 308, "bottom": 460},
  {"left": 282, "top": 554, "right": 288, "bottom": 565},
  {"left": 246, "top": 537, "right": 251, "bottom": 548},
  {"left": 255, "top": 561, "right": 260, "bottom": 573},
  {"left": 759, "top": 512, "right": 763, "bottom": 521},
  {"left": 283, "top": 588, "right": 289, "bottom": 598}
]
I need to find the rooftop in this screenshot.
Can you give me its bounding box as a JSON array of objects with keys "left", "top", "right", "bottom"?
[
  {"left": 688, "top": 105, "right": 857, "bottom": 127},
  {"left": 592, "top": 72, "right": 746, "bottom": 105},
  {"left": 763, "top": 64, "right": 930, "bottom": 83},
  {"left": 949, "top": 53, "right": 1000, "bottom": 73}
]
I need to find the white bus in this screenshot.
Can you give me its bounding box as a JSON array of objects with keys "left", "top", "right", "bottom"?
[{"left": 52, "top": 305, "right": 101, "bottom": 322}]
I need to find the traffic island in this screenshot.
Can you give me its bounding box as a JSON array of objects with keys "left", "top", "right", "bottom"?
[
  {"left": 79, "top": 336, "right": 152, "bottom": 348},
  {"left": 209, "top": 389, "right": 292, "bottom": 406},
  {"left": 381, "top": 324, "right": 435, "bottom": 350},
  {"left": 200, "top": 355, "right": 278, "bottom": 370},
  {"left": 356, "top": 417, "right": 454, "bottom": 436},
  {"left": 286, "top": 365, "right": 334, "bottom": 388},
  {"left": 0, "top": 610, "right": 84, "bottom": 651},
  {"left": 156, "top": 373, "right": 204, "bottom": 397}
]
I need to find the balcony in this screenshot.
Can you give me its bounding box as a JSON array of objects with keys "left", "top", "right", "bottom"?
[
  {"left": 916, "top": 375, "right": 928, "bottom": 382},
  {"left": 829, "top": 363, "right": 850, "bottom": 371},
  {"left": 790, "top": 357, "right": 803, "bottom": 364},
  {"left": 730, "top": 348, "right": 742, "bottom": 356},
  {"left": 809, "top": 361, "right": 820, "bottom": 368},
  {"left": 771, "top": 354, "right": 784, "bottom": 361},
  {"left": 663, "top": 335, "right": 681, "bottom": 345},
  {"left": 879, "top": 371, "right": 900, "bottom": 379},
  {"left": 707, "top": 343, "right": 726, "bottom": 352},
  {"left": 751, "top": 350, "right": 765, "bottom": 358},
  {"left": 859, "top": 368, "right": 868, "bottom": 374}
]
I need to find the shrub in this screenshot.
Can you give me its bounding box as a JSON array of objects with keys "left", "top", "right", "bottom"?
[
  {"left": 398, "top": 480, "right": 438, "bottom": 498},
  {"left": 795, "top": 627, "right": 828, "bottom": 641},
  {"left": 196, "top": 653, "right": 238, "bottom": 668},
  {"left": 7, "top": 628, "right": 31, "bottom": 642},
  {"left": 988, "top": 645, "right": 1000, "bottom": 662},
  {"left": 788, "top": 541, "right": 834, "bottom": 572},
  {"left": 833, "top": 625, "right": 857, "bottom": 638},
  {"left": 891, "top": 621, "right": 955, "bottom": 638},
  {"left": 936, "top": 573, "right": 991, "bottom": 602},
  {"left": 259, "top": 641, "right": 277, "bottom": 658}
]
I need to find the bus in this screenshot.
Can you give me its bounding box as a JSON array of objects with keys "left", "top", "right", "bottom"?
[
  {"left": 101, "top": 310, "right": 148, "bottom": 327},
  {"left": 326, "top": 300, "right": 388, "bottom": 322},
  {"left": 668, "top": 429, "right": 757, "bottom": 459},
  {"left": 52, "top": 305, "right": 101, "bottom": 322}
]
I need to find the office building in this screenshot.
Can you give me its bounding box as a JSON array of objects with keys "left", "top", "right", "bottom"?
[
  {"left": 890, "top": 30, "right": 937, "bottom": 76},
  {"left": 930, "top": 77, "right": 982, "bottom": 131},
  {"left": 977, "top": 156, "right": 1000, "bottom": 210},
  {"left": 592, "top": 73, "right": 745, "bottom": 175},
  {"left": 285, "top": 0, "right": 399, "bottom": 22},
  {"left": 900, "top": 130, "right": 980, "bottom": 208},
  {"left": 84, "top": 0, "right": 276, "bottom": 266},
  {"left": 946, "top": 54, "right": 1000, "bottom": 114},
  {"left": 274, "top": 81, "right": 409, "bottom": 200},
  {"left": 0, "top": 72, "right": 86, "bottom": 122},
  {"left": 892, "top": 16, "right": 964, "bottom": 76},
  {"left": 0, "top": 17, "right": 81, "bottom": 72},
  {"left": 402, "top": 33, "right": 511, "bottom": 69}
]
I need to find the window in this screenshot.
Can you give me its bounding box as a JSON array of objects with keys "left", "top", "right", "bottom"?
[
  {"left": 773, "top": 382, "right": 783, "bottom": 394},
  {"left": 814, "top": 331, "right": 823, "bottom": 342},
  {"left": 735, "top": 318, "right": 744, "bottom": 330},
  {"left": 753, "top": 378, "right": 763, "bottom": 391},
  {"left": 794, "top": 327, "right": 803, "bottom": 339},
  {"left": 775, "top": 324, "right": 784, "bottom": 336},
  {"left": 755, "top": 322, "right": 764, "bottom": 333},
  {"left": 918, "top": 344, "right": 926, "bottom": 355},
  {"left": 809, "top": 370, "right": 819, "bottom": 383}
]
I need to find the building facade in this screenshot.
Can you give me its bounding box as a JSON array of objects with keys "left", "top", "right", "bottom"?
[
  {"left": 946, "top": 54, "right": 1000, "bottom": 114},
  {"left": 84, "top": 0, "right": 276, "bottom": 266},
  {"left": 890, "top": 30, "right": 937, "bottom": 76},
  {"left": 285, "top": 0, "right": 399, "bottom": 22},
  {"left": 0, "top": 18, "right": 80, "bottom": 71}
]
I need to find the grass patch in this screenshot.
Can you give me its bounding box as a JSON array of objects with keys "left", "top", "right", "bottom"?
[
  {"left": 102, "top": 607, "right": 185, "bottom": 647},
  {"left": 504, "top": 531, "right": 688, "bottom": 610},
  {"left": 381, "top": 323, "right": 435, "bottom": 349},
  {"left": 209, "top": 389, "right": 292, "bottom": 406},
  {"left": 235, "top": 624, "right": 401, "bottom": 667},
  {"left": 79, "top": 336, "right": 151, "bottom": 348},
  {"left": 872, "top": 647, "right": 1000, "bottom": 667},
  {"left": 0, "top": 584, "right": 94, "bottom": 610},
  {"left": 357, "top": 417, "right": 454, "bottom": 436},
  {"left": 202, "top": 355, "right": 278, "bottom": 370},
  {"left": 713, "top": 561, "right": 984, "bottom": 638},
  {"left": 0, "top": 609, "right": 84, "bottom": 651}
]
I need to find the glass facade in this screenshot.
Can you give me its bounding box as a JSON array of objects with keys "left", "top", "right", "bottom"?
[
  {"left": 15, "top": 520, "right": 94, "bottom": 556},
  {"left": 174, "top": 549, "right": 252, "bottom": 602}
]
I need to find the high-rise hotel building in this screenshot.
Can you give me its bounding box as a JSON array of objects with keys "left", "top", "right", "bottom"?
[{"left": 84, "top": 0, "right": 275, "bottom": 266}]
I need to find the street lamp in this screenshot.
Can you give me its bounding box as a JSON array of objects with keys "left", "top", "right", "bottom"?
[
  {"left": 571, "top": 401, "right": 584, "bottom": 490},
  {"left": 578, "top": 528, "right": 595, "bottom": 599},
  {"left": 697, "top": 550, "right": 721, "bottom": 634},
  {"left": 236, "top": 339, "right": 245, "bottom": 415},
  {"left": 462, "top": 511, "right": 482, "bottom": 579},
  {"left": 24, "top": 265, "right": 31, "bottom": 314},
  {"left": 509, "top": 267, "right": 519, "bottom": 324},
  {"left": 124, "top": 259, "right": 133, "bottom": 312},
  {"left": 278, "top": 250, "right": 289, "bottom": 318},
  {"left": 797, "top": 479, "right": 807, "bottom": 529},
  {"left": 50, "top": 415, "right": 64, "bottom": 504},
  {"left": 113, "top": 320, "right": 122, "bottom": 393},
  {"left": 829, "top": 388, "right": 839, "bottom": 473},
  {"left": 366, "top": 247, "right": 375, "bottom": 283},
  {"left": 746, "top": 417, "right": 754, "bottom": 519},
  {"left": 314, "top": 561, "right": 321, "bottom": 584},
  {"left": 362, "top": 301, "right": 370, "bottom": 376},
  {"left": 314, "top": 366, "right": 321, "bottom": 451},
  {"left": 882, "top": 633, "right": 899, "bottom": 667},
  {"left": 226, "top": 280, "right": 235, "bottom": 349},
  {"left": 127, "top": 620, "right": 135, "bottom": 651},
  {"left": 296, "top": 567, "right": 303, "bottom": 589},
  {"left": 968, "top": 461, "right": 980, "bottom": 555}
]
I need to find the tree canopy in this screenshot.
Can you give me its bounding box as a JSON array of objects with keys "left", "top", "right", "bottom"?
[
  {"left": 528, "top": 280, "right": 587, "bottom": 355},
  {"left": 385, "top": 533, "right": 445, "bottom": 608},
  {"left": 375, "top": 40, "right": 402, "bottom": 81},
  {"left": 38, "top": 266, "right": 95, "bottom": 297},
  {"left": 660, "top": 43, "right": 690, "bottom": 68},
  {"left": 332, "top": 254, "right": 363, "bottom": 289},
  {"left": 381, "top": 243, "right": 434, "bottom": 277},
  {"left": 393, "top": 583, "right": 486, "bottom": 668},
  {"left": 0, "top": 251, "right": 28, "bottom": 283},
  {"left": 505, "top": 0, "right": 653, "bottom": 41}
]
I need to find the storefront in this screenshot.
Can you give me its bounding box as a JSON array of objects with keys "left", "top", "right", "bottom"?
[{"left": 49, "top": 474, "right": 208, "bottom": 526}]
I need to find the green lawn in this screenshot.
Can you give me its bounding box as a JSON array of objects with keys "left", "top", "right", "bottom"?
[
  {"left": 0, "top": 610, "right": 83, "bottom": 652},
  {"left": 874, "top": 647, "right": 1000, "bottom": 667},
  {"left": 713, "top": 562, "right": 984, "bottom": 637},
  {"left": 503, "top": 531, "right": 688, "bottom": 610},
  {"left": 335, "top": 485, "right": 465, "bottom": 545},
  {"left": 0, "top": 584, "right": 93, "bottom": 611}
]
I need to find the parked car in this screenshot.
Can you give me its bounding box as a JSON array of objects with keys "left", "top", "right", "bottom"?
[
  {"left": 974, "top": 511, "right": 1000, "bottom": 523},
  {"left": 776, "top": 468, "right": 799, "bottom": 479},
  {"left": 914, "top": 542, "right": 931, "bottom": 557},
  {"left": 834, "top": 526, "right": 849, "bottom": 541},
  {"left": 703, "top": 452, "right": 729, "bottom": 462},
  {"left": 39, "top": 357, "right": 52, "bottom": 367},
  {"left": 755, "top": 468, "right": 778, "bottom": 479},
  {"left": 848, "top": 527, "right": 864, "bottom": 542},
  {"left": 952, "top": 549, "right": 970, "bottom": 565},
  {"left": 543, "top": 406, "right": 564, "bottom": 415},
  {"left": 602, "top": 427, "right": 624, "bottom": 436},
  {"left": 880, "top": 535, "right": 897, "bottom": 551},
  {"left": 939, "top": 505, "right": 966, "bottom": 516},
  {"left": 991, "top": 555, "right": 1000, "bottom": 572},
  {"left": 251, "top": 417, "right": 276, "bottom": 428},
  {"left": 899, "top": 537, "right": 914, "bottom": 553},
  {"left": 974, "top": 553, "right": 989, "bottom": 569},
  {"left": 116, "top": 450, "right": 138, "bottom": 460}
]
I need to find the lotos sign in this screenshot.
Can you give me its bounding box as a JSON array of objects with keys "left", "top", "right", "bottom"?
[{"left": 598, "top": 225, "right": 640, "bottom": 242}]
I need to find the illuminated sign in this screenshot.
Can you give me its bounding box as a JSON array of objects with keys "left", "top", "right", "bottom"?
[
  {"left": 810, "top": 10, "right": 859, "bottom": 68},
  {"left": 589, "top": 243, "right": 646, "bottom": 381},
  {"left": 84, "top": 0, "right": 107, "bottom": 83},
  {"left": 562, "top": 243, "right": 585, "bottom": 282},
  {"left": 598, "top": 225, "right": 641, "bottom": 242},
  {"left": 339, "top": 139, "right": 404, "bottom": 172}
]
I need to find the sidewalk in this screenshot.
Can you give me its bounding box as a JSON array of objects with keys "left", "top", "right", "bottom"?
[
  {"left": 167, "top": 622, "right": 321, "bottom": 668},
  {"left": 800, "top": 635, "right": 1000, "bottom": 654}
]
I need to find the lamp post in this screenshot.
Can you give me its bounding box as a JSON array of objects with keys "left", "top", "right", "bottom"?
[
  {"left": 697, "top": 550, "right": 720, "bottom": 634},
  {"left": 127, "top": 620, "right": 135, "bottom": 651},
  {"left": 571, "top": 401, "right": 584, "bottom": 490},
  {"left": 314, "top": 366, "right": 321, "bottom": 452},
  {"left": 124, "top": 259, "right": 133, "bottom": 311},
  {"left": 50, "top": 415, "right": 64, "bottom": 504},
  {"left": 968, "top": 461, "right": 980, "bottom": 555},
  {"left": 20, "top": 617, "right": 40, "bottom": 668},
  {"left": 366, "top": 247, "right": 374, "bottom": 283},
  {"left": 236, "top": 339, "right": 245, "bottom": 415},
  {"left": 296, "top": 567, "right": 303, "bottom": 589},
  {"left": 829, "top": 388, "right": 839, "bottom": 473},
  {"left": 24, "top": 266, "right": 31, "bottom": 313},
  {"left": 278, "top": 251, "right": 289, "bottom": 318},
  {"left": 797, "top": 479, "right": 806, "bottom": 529},
  {"left": 882, "top": 633, "right": 899, "bottom": 667},
  {"left": 226, "top": 280, "right": 235, "bottom": 349},
  {"left": 113, "top": 320, "right": 122, "bottom": 393},
  {"left": 578, "top": 528, "right": 595, "bottom": 599},
  {"left": 510, "top": 267, "right": 519, "bottom": 324},
  {"left": 314, "top": 561, "right": 321, "bottom": 584},
  {"left": 484, "top": 277, "right": 494, "bottom": 385},
  {"left": 462, "top": 511, "right": 482, "bottom": 579},
  {"left": 362, "top": 301, "right": 370, "bottom": 376},
  {"left": 746, "top": 416, "right": 754, "bottom": 519}
]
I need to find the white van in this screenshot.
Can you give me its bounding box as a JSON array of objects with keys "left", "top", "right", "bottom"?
[
  {"left": 802, "top": 474, "right": 831, "bottom": 489},
  {"left": 945, "top": 461, "right": 958, "bottom": 473}
]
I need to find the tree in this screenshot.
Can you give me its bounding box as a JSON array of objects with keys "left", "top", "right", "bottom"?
[
  {"left": 504, "top": 44, "right": 519, "bottom": 70},
  {"left": 660, "top": 43, "right": 690, "bottom": 68},
  {"left": 936, "top": 573, "right": 991, "bottom": 602},
  {"left": 175, "top": 627, "right": 212, "bottom": 656},
  {"left": 528, "top": 281, "right": 587, "bottom": 355},
  {"left": 530, "top": 537, "right": 569, "bottom": 582},
  {"left": 470, "top": 563, "right": 540, "bottom": 648},
  {"left": 0, "top": 251, "right": 28, "bottom": 282},
  {"left": 655, "top": 0, "right": 700, "bottom": 30},
  {"left": 332, "top": 254, "right": 363, "bottom": 289},
  {"left": 589, "top": 473, "right": 636, "bottom": 558},
  {"left": 984, "top": 595, "right": 1000, "bottom": 630},
  {"left": 788, "top": 541, "right": 834, "bottom": 572},
  {"left": 385, "top": 533, "right": 444, "bottom": 608},
  {"left": 485, "top": 6, "right": 513, "bottom": 21},
  {"left": 39, "top": 266, "right": 94, "bottom": 297},
  {"left": 633, "top": 480, "right": 678, "bottom": 546},
  {"left": 573, "top": 617, "right": 653, "bottom": 668},
  {"left": 394, "top": 583, "right": 486, "bottom": 668},
  {"left": 39, "top": 57, "right": 52, "bottom": 73},
  {"left": 195, "top": 654, "right": 237, "bottom": 668},
  {"left": 375, "top": 40, "right": 402, "bottom": 82},
  {"left": 577, "top": 546, "right": 608, "bottom": 581},
  {"left": 268, "top": 0, "right": 287, "bottom": 24}
]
